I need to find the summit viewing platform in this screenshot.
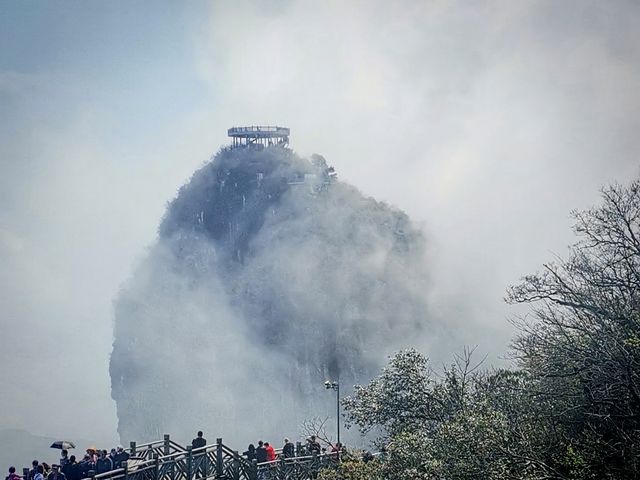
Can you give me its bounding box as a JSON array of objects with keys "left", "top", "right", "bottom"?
[{"left": 227, "top": 126, "right": 290, "bottom": 148}]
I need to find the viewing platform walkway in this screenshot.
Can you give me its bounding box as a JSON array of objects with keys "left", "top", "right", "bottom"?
[
  {"left": 28, "top": 436, "right": 338, "bottom": 480},
  {"left": 227, "top": 126, "right": 290, "bottom": 149}
]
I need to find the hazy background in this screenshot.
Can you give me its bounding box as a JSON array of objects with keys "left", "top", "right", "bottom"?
[{"left": 1, "top": 0, "right": 639, "bottom": 455}]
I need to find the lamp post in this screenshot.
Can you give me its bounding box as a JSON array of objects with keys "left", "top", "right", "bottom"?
[{"left": 324, "top": 380, "right": 340, "bottom": 446}]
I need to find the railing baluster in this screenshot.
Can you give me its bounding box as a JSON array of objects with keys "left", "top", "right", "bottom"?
[
  {"left": 164, "top": 435, "right": 171, "bottom": 456},
  {"left": 249, "top": 460, "right": 257, "bottom": 480},
  {"left": 186, "top": 446, "right": 193, "bottom": 480},
  {"left": 215, "top": 439, "right": 223, "bottom": 478},
  {"left": 232, "top": 452, "right": 240, "bottom": 480},
  {"left": 153, "top": 455, "right": 159, "bottom": 480}
]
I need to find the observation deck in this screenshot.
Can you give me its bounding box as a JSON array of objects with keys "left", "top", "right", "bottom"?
[{"left": 227, "top": 125, "right": 290, "bottom": 148}]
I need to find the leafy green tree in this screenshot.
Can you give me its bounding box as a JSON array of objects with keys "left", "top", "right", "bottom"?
[
  {"left": 342, "top": 349, "right": 543, "bottom": 479},
  {"left": 317, "top": 454, "right": 383, "bottom": 480},
  {"left": 342, "top": 348, "right": 435, "bottom": 440},
  {"left": 507, "top": 179, "right": 640, "bottom": 478},
  {"left": 336, "top": 178, "right": 640, "bottom": 479}
]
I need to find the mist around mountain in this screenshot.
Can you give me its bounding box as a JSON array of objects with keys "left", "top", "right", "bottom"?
[{"left": 110, "top": 145, "right": 444, "bottom": 445}]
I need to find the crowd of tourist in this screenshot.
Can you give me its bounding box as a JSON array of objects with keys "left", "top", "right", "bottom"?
[
  {"left": 241, "top": 436, "right": 341, "bottom": 463},
  {"left": 5, "top": 446, "right": 131, "bottom": 480},
  {"left": 191, "top": 432, "right": 342, "bottom": 464},
  {"left": 5, "top": 432, "right": 344, "bottom": 480}
]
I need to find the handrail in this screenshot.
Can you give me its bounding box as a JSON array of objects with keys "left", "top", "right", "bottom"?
[
  {"left": 229, "top": 126, "right": 287, "bottom": 132},
  {"left": 227, "top": 126, "right": 290, "bottom": 136},
  {"left": 94, "top": 468, "right": 125, "bottom": 480},
  {"left": 136, "top": 439, "right": 165, "bottom": 449}
]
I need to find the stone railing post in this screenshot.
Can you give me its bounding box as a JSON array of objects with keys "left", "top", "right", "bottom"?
[
  {"left": 22, "top": 468, "right": 29, "bottom": 480},
  {"left": 215, "top": 439, "right": 223, "bottom": 478},
  {"left": 130, "top": 441, "right": 137, "bottom": 457},
  {"left": 122, "top": 460, "right": 129, "bottom": 480}
]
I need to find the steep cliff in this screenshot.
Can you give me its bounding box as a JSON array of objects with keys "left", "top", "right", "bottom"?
[{"left": 110, "top": 145, "right": 435, "bottom": 444}]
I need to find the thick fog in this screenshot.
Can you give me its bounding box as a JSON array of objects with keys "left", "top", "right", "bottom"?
[
  {"left": 111, "top": 147, "right": 445, "bottom": 445},
  {"left": 1, "top": 0, "right": 639, "bottom": 450}
]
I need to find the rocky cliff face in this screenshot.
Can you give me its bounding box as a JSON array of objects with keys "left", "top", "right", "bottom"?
[{"left": 110, "top": 146, "right": 436, "bottom": 445}]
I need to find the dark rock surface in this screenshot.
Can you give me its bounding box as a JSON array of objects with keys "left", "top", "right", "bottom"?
[{"left": 110, "top": 146, "right": 436, "bottom": 444}]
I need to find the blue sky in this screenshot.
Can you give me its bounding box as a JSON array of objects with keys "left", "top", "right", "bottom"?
[
  {"left": 0, "top": 1, "right": 210, "bottom": 149},
  {"left": 1, "top": 0, "right": 639, "bottom": 444}
]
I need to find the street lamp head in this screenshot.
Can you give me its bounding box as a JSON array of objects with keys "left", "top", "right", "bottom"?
[
  {"left": 324, "top": 380, "right": 339, "bottom": 390},
  {"left": 324, "top": 381, "right": 332, "bottom": 389}
]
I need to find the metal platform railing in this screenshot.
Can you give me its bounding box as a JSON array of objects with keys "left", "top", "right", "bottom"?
[{"left": 55, "top": 436, "right": 339, "bottom": 480}]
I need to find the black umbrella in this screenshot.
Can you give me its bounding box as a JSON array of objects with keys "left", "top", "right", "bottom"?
[{"left": 50, "top": 441, "right": 76, "bottom": 450}]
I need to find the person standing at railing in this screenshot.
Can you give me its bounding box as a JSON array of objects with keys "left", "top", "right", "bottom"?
[
  {"left": 46, "top": 465, "right": 66, "bottom": 480},
  {"left": 78, "top": 455, "right": 92, "bottom": 479},
  {"left": 63, "top": 457, "right": 79, "bottom": 480},
  {"left": 61, "top": 456, "right": 75, "bottom": 480},
  {"left": 33, "top": 465, "right": 44, "bottom": 480},
  {"left": 282, "top": 439, "right": 294, "bottom": 459},
  {"left": 264, "top": 443, "right": 275, "bottom": 463},
  {"left": 28, "top": 460, "right": 39, "bottom": 480},
  {"left": 5, "top": 467, "right": 21, "bottom": 480},
  {"left": 85, "top": 449, "right": 97, "bottom": 464},
  {"left": 113, "top": 446, "right": 129, "bottom": 470},
  {"left": 307, "top": 436, "right": 321, "bottom": 455},
  {"left": 255, "top": 442, "right": 268, "bottom": 480},
  {"left": 191, "top": 431, "right": 207, "bottom": 478},
  {"left": 243, "top": 444, "right": 256, "bottom": 462},
  {"left": 95, "top": 451, "right": 112, "bottom": 474},
  {"left": 255, "top": 441, "right": 267, "bottom": 464},
  {"left": 329, "top": 442, "right": 343, "bottom": 463},
  {"left": 191, "top": 431, "right": 206, "bottom": 450},
  {"left": 59, "top": 452, "right": 69, "bottom": 469},
  {"left": 107, "top": 450, "right": 117, "bottom": 470}
]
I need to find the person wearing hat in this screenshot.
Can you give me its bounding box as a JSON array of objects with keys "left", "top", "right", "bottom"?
[{"left": 85, "top": 448, "right": 97, "bottom": 463}]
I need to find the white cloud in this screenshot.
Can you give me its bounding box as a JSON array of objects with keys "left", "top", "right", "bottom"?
[{"left": 1, "top": 0, "right": 639, "bottom": 443}]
